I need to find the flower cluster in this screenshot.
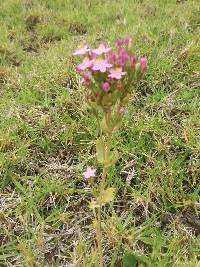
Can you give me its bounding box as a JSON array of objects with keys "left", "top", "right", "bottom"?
[{"left": 73, "top": 36, "right": 147, "bottom": 113}]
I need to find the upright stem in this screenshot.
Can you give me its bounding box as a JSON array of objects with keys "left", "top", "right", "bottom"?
[
  {"left": 97, "top": 166, "right": 107, "bottom": 267},
  {"left": 95, "top": 111, "right": 112, "bottom": 267}
]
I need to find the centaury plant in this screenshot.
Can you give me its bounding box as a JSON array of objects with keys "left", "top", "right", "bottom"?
[{"left": 74, "top": 36, "right": 147, "bottom": 266}]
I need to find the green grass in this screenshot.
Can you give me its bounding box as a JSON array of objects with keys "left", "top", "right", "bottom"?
[{"left": 0, "top": 0, "right": 199, "bottom": 266}]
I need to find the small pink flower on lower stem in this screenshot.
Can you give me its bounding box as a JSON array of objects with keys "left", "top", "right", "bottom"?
[
  {"left": 102, "top": 82, "right": 110, "bottom": 92},
  {"left": 83, "top": 167, "right": 96, "bottom": 179},
  {"left": 119, "top": 107, "right": 128, "bottom": 113}
]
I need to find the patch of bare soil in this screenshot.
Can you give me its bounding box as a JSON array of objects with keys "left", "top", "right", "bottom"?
[
  {"left": 0, "top": 47, "right": 21, "bottom": 66},
  {"left": 25, "top": 15, "right": 41, "bottom": 32},
  {"left": 161, "top": 211, "right": 200, "bottom": 236},
  {"left": 69, "top": 22, "right": 87, "bottom": 35}
]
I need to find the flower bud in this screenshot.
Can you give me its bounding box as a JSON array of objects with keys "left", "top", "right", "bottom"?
[
  {"left": 102, "top": 82, "right": 110, "bottom": 92},
  {"left": 125, "top": 36, "right": 132, "bottom": 48},
  {"left": 132, "top": 56, "right": 137, "bottom": 66},
  {"left": 139, "top": 57, "right": 148, "bottom": 71},
  {"left": 116, "top": 38, "right": 123, "bottom": 46}
]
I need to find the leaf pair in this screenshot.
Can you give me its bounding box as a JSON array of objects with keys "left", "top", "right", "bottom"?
[
  {"left": 89, "top": 187, "right": 115, "bottom": 209},
  {"left": 96, "top": 138, "right": 119, "bottom": 167},
  {"left": 101, "top": 112, "right": 122, "bottom": 133}
]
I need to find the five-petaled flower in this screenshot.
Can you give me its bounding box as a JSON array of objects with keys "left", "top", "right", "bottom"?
[
  {"left": 108, "top": 68, "right": 126, "bottom": 80},
  {"left": 92, "top": 59, "right": 112, "bottom": 73},
  {"left": 92, "top": 44, "right": 112, "bottom": 55},
  {"left": 83, "top": 167, "right": 96, "bottom": 179},
  {"left": 77, "top": 59, "right": 94, "bottom": 71}
]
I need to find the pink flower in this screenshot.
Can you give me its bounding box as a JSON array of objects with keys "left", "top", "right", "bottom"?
[
  {"left": 73, "top": 46, "right": 90, "bottom": 56},
  {"left": 92, "top": 59, "right": 112, "bottom": 73},
  {"left": 92, "top": 44, "right": 112, "bottom": 55},
  {"left": 111, "top": 54, "right": 117, "bottom": 63},
  {"left": 119, "top": 107, "right": 128, "bottom": 113},
  {"left": 108, "top": 68, "right": 126, "bottom": 80},
  {"left": 132, "top": 56, "right": 137, "bottom": 65},
  {"left": 77, "top": 59, "right": 94, "bottom": 71},
  {"left": 116, "top": 38, "right": 123, "bottom": 46},
  {"left": 117, "top": 49, "right": 129, "bottom": 65},
  {"left": 125, "top": 35, "right": 132, "bottom": 46},
  {"left": 102, "top": 82, "right": 110, "bottom": 92},
  {"left": 83, "top": 167, "right": 96, "bottom": 179},
  {"left": 140, "top": 57, "right": 148, "bottom": 70},
  {"left": 81, "top": 71, "right": 92, "bottom": 84}
]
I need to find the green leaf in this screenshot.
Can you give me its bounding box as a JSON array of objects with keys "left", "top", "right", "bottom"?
[
  {"left": 88, "top": 101, "right": 102, "bottom": 112},
  {"left": 96, "top": 138, "right": 105, "bottom": 164},
  {"left": 123, "top": 253, "right": 138, "bottom": 267},
  {"left": 101, "top": 187, "right": 115, "bottom": 204},
  {"left": 89, "top": 187, "right": 116, "bottom": 209},
  {"left": 105, "top": 150, "right": 119, "bottom": 167},
  {"left": 101, "top": 116, "right": 112, "bottom": 133}
]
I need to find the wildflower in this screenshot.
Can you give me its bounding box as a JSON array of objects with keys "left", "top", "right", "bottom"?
[
  {"left": 140, "top": 57, "right": 148, "bottom": 70},
  {"left": 83, "top": 167, "right": 96, "bottom": 179},
  {"left": 111, "top": 54, "right": 117, "bottom": 63},
  {"left": 125, "top": 35, "right": 132, "bottom": 46},
  {"left": 77, "top": 59, "right": 94, "bottom": 71},
  {"left": 92, "top": 59, "right": 112, "bottom": 73},
  {"left": 108, "top": 68, "right": 126, "bottom": 80},
  {"left": 116, "top": 38, "right": 123, "bottom": 46},
  {"left": 81, "top": 71, "right": 92, "bottom": 84},
  {"left": 132, "top": 56, "right": 137, "bottom": 66},
  {"left": 73, "top": 46, "right": 90, "bottom": 56},
  {"left": 125, "top": 36, "right": 133, "bottom": 49},
  {"left": 102, "top": 82, "right": 110, "bottom": 92},
  {"left": 92, "top": 44, "right": 112, "bottom": 55},
  {"left": 117, "top": 49, "right": 129, "bottom": 65},
  {"left": 119, "top": 107, "right": 128, "bottom": 113}
]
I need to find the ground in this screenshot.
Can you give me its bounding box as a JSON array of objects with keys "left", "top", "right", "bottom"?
[{"left": 0, "top": 0, "right": 199, "bottom": 266}]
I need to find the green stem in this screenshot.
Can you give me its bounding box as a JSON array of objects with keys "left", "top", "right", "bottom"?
[
  {"left": 95, "top": 111, "right": 112, "bottom": 267},
  {"left": 97, "top": 166, "right": 107, "bottom": 267}
]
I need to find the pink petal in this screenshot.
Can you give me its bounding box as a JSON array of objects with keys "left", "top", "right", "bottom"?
[
  {"left": 119, "top": 107, "right": 128, "bottom": 113},
  {"left": 83, "top": 167, "right": 96, "bottom": 179},
  {"left": 108, "top": 68, "right": 126, "bottom": 80},
  {"left": 92, "top": 44, "right": 112, "bottom": 55},
  {"left": 140, "top": 57, "right": 148, "bottom": 69},
  {"left": 73, "top": 46, "right": 90, "bottom": 56},
  {"left": 92, "top": 60, "right": 112, "bottom": 73},
  {"left": 125, "top": 36, "right": 132, "bottom": 46},
  {"left": 77, "top": 59, "right": 94, "bottom": 71}
]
